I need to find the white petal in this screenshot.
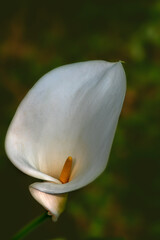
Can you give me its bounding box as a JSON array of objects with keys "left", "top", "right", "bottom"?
[
  {"left": 29, "top": 186, "right": 67, "bottom": 221},
  {"left": 5, "top": 60, "right": 126, "bottom": 193}
]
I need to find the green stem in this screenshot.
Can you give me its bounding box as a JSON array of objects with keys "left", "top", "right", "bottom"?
[{"left": 12, "top": 212, "right": 51, "bottom": 240}]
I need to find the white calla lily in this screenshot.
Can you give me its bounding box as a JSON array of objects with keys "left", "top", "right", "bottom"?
[{"left": 5, "top": 60, "right": 126, "bottom": 220}]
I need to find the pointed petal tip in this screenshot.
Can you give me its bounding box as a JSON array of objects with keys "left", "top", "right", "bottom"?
[{"left": 103, "top": 60, "right": 126, "bottom": 92}]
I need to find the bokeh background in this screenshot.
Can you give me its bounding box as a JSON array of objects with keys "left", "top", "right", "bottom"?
[{"left": 1, "top": 0, "right": 160, "bottom": 239}]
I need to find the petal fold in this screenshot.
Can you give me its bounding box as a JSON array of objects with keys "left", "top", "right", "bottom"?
[{"left": 29, "top": 186, "right": 67, "bottom": 221}]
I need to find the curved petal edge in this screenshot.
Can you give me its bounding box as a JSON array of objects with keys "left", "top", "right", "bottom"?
[{"left": 29, "top": 186, "right": 67, "bottom": 221}]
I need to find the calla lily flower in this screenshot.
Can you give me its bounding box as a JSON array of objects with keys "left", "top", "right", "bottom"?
[{"left": 5, "top": 60, "right": 126, "bottom": 221}]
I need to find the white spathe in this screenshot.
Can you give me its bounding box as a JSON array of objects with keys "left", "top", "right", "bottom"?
[
  {"left": 5, "top": 60, "right": 126, "bottom": 219},
  {"left": 29, "top": 187, "right": 67, "bottom": 221}
]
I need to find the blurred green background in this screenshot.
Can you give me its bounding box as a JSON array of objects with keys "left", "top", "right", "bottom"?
[{"left": 0, "top": 0, "right": 160, "bottom": 239}]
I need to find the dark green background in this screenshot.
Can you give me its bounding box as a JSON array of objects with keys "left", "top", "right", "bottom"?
[{"left": 0, "top": 0, "right": 160, "bottom": 239}]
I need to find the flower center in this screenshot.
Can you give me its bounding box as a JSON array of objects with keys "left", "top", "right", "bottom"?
[{"left": 59, "top": 156, "right": 72, "bottom": 184}]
